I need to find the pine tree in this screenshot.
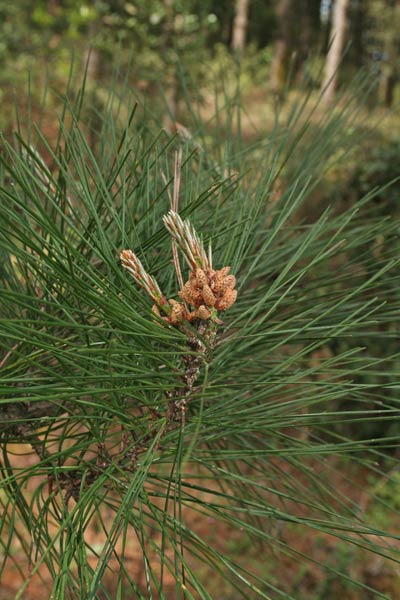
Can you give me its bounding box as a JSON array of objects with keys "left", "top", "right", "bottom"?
[{"left": 0, "top": 69, "right": 399, "bottom": 598}]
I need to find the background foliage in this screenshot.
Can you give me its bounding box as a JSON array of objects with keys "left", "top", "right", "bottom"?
[{"left": 0, "top": 0, "right": 399, "bottom": 127}]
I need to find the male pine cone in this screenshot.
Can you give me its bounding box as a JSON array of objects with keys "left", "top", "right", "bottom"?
[{"left": 178, "top": 266, "right": 237, "bottom": 317}]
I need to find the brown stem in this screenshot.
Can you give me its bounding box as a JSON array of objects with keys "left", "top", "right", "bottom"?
[
  {"left": 0, "top": 342, "right": 19, "bottom": 369},
  {"left": 166, "top": 320, "right": 215, "bottom": 425}
]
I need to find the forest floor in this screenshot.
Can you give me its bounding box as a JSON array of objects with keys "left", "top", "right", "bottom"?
[{"left": 1, "top": 448, "right": 399, "bottom": 600}]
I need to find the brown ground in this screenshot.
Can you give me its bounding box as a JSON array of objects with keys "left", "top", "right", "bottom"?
[{"left": 1, "top": 445, "right": 399, "bottom": 599}]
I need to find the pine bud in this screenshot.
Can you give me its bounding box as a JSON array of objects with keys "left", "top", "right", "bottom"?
[
  {"left": 152, "top": 304, "right": 161, "bottom": 317},
  {"left": 202, "top": 284, "right": 216, "bottom": 307},
  {"left": 168, "top": 299, "right": 185, "bottom": 324},
  {"left": 212, "top": 266, "right": 232, "bottom": 292},
  {"left": 195, "top": 268, "right": 207, "bottom": 287},
  {"left": 196, "top": 305, "right": 211, "bottom": 320},
  {"left": 178, "top": 282, "right": 193, "bottom": 304},
  {"left": 223, "top": 275, "right": 236, "bottom": 290},
  {"left": 217, "top": 266, "right": 230, "bottom": 279},
  {"left": 216, "top": 288, "right": 237, "bottom": 311}
]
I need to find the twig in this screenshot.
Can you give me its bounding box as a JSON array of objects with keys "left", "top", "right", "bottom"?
[
  {"left": 0, "top": 343, "right": 19, "bottom": 370},
  {"left": 172, "top": 149, "right": 182, "bottom": 212},
  {"left": 172, "top": 150, "right": 185, "bottom": 291},
  {"left": 161, "top": 152, "right": 185, "bottom": 292}
]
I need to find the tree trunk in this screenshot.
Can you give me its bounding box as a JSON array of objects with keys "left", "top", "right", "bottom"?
[
  {"left": 296, "top": 0, "right": 320, "bottom": 75},
  {"left": 231, "top": 0, "right": 251, "bottom": 53},
  {"left": 270, "top": 0, "right": 321, "bottom": 96},
  {"left": 348, "top": 0, "right": 366, "bottom": 68},
  {"left": 321, "top": 0, "right": 351, "bottom": 105},
  {"left": 378, "top": 0, "right": 400, "bottom": 107},
  {"left": 270, "top": 0, "right": 296, "bottom": 99}
]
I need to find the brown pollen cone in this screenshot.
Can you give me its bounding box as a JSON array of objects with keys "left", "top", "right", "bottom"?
[{"left": 177, "top": 265, "right": 237, "bottom": 321}]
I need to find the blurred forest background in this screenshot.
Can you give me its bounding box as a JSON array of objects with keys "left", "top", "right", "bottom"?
[
  {"left": 1, "top": 1, "right": 400, "bottom": 599},
  {"left": 2, "top": 0, "right": 400, "bottom": 198},
  {"left": 1, "top": 0, "right": 400, "bottom": 122},
  {"left": 1, "top": 0, "right": 400, "bottom": 197}
]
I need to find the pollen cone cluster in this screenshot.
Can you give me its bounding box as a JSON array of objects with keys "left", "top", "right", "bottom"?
[
  {"left": 151, "top": 265, "right": 237, "bottom": 326},
  {"left": 121, "top": 211, "right": 237, "bottom": 327},
  {"left": 177, "top": 266, "right": 237, "bottom": 322}
]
